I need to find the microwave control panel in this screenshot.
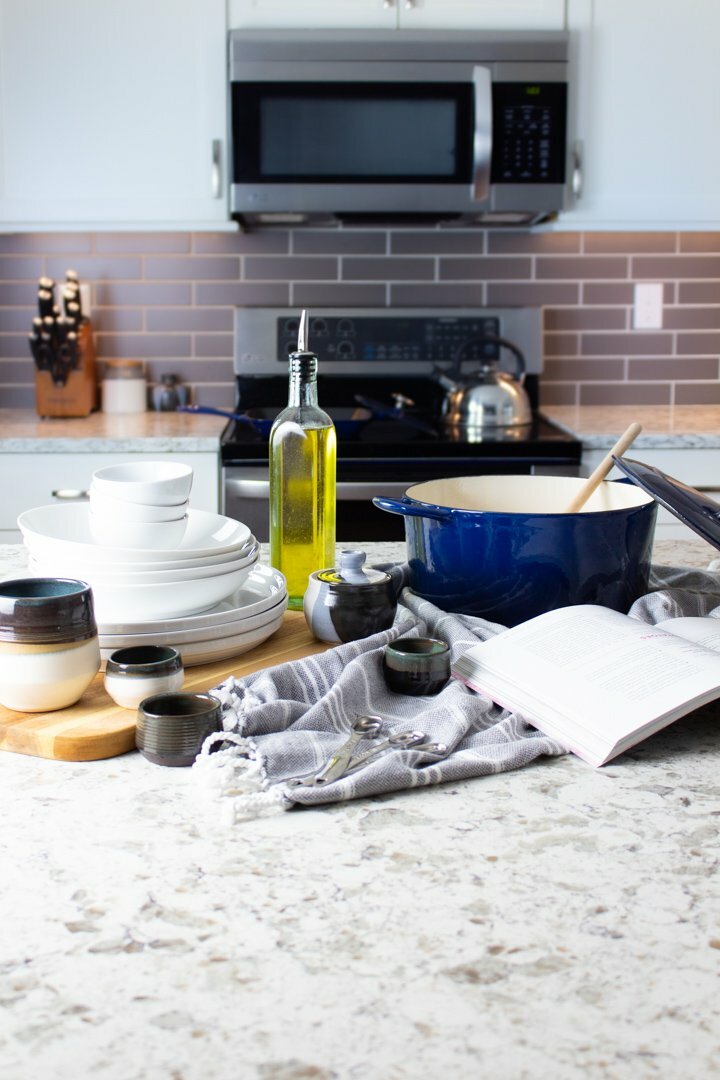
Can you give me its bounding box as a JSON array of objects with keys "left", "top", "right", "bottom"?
[{"left": 490, "top": 83, "right": 567, "bottom": 185}]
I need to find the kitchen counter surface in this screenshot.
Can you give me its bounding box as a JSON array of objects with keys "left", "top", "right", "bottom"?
[
  {"left": 544, "top": 404, "right": 720, "bottom": 450},
  {"left": 2, "top": 405, "right": 720, "bottom": 454},
  {"left": 1, "top": 538, "right": 719, "bottom": 1080},
  {"left": 0, "top": 408, "right": 227, "bottom": 452}
]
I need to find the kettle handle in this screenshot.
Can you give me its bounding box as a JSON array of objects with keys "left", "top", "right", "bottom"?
[
  {"left": 372, "top": 496, "right": 453, "bottom": 521},
  {"left": 454, "top": 334, "right": 527, "bottom": 383}
]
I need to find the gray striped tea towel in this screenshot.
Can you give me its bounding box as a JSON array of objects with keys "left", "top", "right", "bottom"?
[{"left": 192, "top": 562, "right": 720, "bottom": 822}]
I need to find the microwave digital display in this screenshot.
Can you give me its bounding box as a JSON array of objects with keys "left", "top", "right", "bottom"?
[{"left": 233, "top": 82, "right": 474, "bottom": 184}]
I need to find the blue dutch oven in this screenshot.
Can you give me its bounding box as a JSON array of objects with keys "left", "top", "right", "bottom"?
[{"left": 373, "top": 474, "right": 657, "bottom": 627}]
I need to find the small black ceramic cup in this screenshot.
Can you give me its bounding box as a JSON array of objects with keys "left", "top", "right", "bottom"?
[
  {"left": 382, "top": 637, "right": 451, "bottom": 696},
  {"left": 136, "top": 691, "right": 223, "bottom": 767}
]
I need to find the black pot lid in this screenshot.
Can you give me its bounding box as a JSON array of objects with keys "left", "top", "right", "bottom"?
[{"left": 613, "top": 455, "right": 720, "bottom": 551}]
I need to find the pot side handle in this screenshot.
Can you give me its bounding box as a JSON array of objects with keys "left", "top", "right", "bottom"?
[{"left": 372, "top": 496, "right": 453, "bottom": 521}]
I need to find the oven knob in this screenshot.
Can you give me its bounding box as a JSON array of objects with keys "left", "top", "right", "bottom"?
[
  {"left": 337, "top": 318, "right": 355, "bottom": 337},
  {"left": 311, "top": 317, "right": 329, "bottom": 337},
  {"left": 336, "top": 340, "right": 355, "bottom": 360},
  {"left": 284, "top": 317, "right": 300, "bottom": 336}
]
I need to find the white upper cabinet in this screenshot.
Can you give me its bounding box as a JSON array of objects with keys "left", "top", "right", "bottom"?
[
  {"left": 561, "top": 0, "right": 720, "bottom": 228},
  {"left": 228, "top": 0, "right": 566, "bottom": 30},
  {"left": 0, "top": 0, "right": 230, "bottom": 229}
]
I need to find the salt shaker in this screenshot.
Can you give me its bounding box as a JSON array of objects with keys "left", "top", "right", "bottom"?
[{"left": 304, "top": 549, "right": 397, "bottom": 644}]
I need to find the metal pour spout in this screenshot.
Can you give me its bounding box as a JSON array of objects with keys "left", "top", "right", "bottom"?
[{"left": 298, "top": 309, "right": 308, "bottom": 352}]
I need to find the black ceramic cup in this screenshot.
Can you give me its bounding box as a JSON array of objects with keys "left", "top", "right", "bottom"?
[
  {"left": 382, "top": 637, "right": 451, "bottom": 696},
  {"left": 136, "top": 691, "right": 223, "bottom": 767}
]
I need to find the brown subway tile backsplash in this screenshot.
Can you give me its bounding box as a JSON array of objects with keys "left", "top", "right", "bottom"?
[
  {"left": 95, "top": 233, "right": 191, "bottom": 254},
  {"left": 628, "top": 357, "right": 720, "bottom": 381},
  {"left": 536, "top": 256, "right": 628, "bottom": 280},
  {"left": 392, "top": 231, "right": 487, "bottom": 255},
  {"left": 487, "top": 231, "right": 580, "bottom": 254},
  {"left": 678, "top": 233, "right": 720, "bottom": 253},
  {"left": 580, "top": 332, "right": 673, "bottom": 357},
  {"left": 675, "top": 383, "right": 720, "bottom": 404},
  {"left": 294, "top": 231, "right": 386, "bottom": 255},
  {"left": 544, "top": 308, "right": 626, "bottom": 331},
  {"left": 94, "top": 283, "right": 192, "bottom": 306},
  {"left": 633, "top": 255, "right": 720, "bottom": 279},
  {"left": 343, "top": 257, "right": 434, "bottom": 281},
  {"left": 439, "top": 256, "right": 531, "bottom": 280},
  {"left": 294, "top": 283, "right": 386, "bottom": 306},
  {"left": 583, "top": 233, "right": 676, "bottom": 254},
  {"left": 580, "top": 383, "right": 672, "bottom": 406},
  {"left": 389, "top": 283, "right": 483, "bottom": 306},
  {"left": 144, "top": 256, "right": 240, "bottom": 281},
  {"left": 1, "top": 229, "right": 718, "bottom": 410},
  {"left": 678, "top": 282, "right": 720, "bottom": 303}
]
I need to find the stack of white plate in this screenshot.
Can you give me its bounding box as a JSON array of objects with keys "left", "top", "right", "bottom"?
[
  {"left": 17, "top": 503, "right": 288, "bottom": 664},
  {"left": 97, "top": 564, "right": 288, "bottom": 667}
]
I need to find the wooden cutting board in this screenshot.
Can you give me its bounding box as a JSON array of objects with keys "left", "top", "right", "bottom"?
[{"left": 0, "top": 612, "right": 330, "bottom": 762}]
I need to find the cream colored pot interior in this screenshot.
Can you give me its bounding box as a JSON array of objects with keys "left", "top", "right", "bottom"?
[{"left": 405, "top": 475, "right": 653, "bottom": 514}]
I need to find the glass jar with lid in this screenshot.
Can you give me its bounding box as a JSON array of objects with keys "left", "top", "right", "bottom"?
[{"left": 101, "top": 359, "right": 147, "bottom": 414}]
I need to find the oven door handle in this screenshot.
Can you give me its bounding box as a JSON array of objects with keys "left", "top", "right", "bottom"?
[
  {"left": 472, "top": 64, "right": 492, "bottom": 202},
  {"left": 225, "top": 478, "right": 411, "bottom": 501}
]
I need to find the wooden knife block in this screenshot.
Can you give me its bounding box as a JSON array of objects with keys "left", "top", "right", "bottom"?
[{"left": 34, "top": 321, "right": 98, "bottom": 418}]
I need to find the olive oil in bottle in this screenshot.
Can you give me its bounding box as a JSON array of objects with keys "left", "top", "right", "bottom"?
[{"left": 269, "top": 312, "right": 336, "bottom": 609}]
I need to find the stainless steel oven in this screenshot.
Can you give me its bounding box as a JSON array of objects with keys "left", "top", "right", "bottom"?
[{"left": 222, "top": 307, "right": 582, "bottom": 542}]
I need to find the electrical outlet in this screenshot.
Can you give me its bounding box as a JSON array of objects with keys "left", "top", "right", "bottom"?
[{"left": 633, "top": 283, "right": 664, "bottom": 329}]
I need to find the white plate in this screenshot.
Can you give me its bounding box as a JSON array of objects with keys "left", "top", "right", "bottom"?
[
  {"left": 96, "top": 564, "right": 287, "bottom": 635},
  {"left": 84, "top": 563, "right": 255, "bottom": 623},
  {"left": 27, "top": 535, "right": 258, "bottom": 575},
  {"left": 19, "top": 504, "right": 252, "bottom": 563},
  {"left": 29, "top": 544, "right": 259, "bottom": 584},
  {"left": 98, "top": 592, "right": 287, "bottom": 647},
  {"left": 99, "top": 609, "right": 285, "bottom": 668}
]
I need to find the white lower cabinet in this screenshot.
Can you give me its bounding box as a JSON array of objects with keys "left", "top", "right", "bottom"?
[
  {"left": 583, "top": 447, "right": 720, "bottom": 542},
  {"left": 1, "top": 452, "right": 220, "bottom": 545}
]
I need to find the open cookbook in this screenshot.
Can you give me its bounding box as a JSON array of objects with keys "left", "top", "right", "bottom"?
[{"left": 452, "top": 606, "right": 720, "bottom": 767}]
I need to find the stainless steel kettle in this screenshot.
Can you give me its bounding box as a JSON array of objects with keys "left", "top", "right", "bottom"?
[{"left": 433, "top": 335, "right": 533, "bottom": 430}]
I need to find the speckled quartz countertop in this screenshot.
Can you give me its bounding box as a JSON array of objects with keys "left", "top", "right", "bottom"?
[
  {"left": 544, "top": 404, "right": 720, "bottom": 450},
  {"left": 0, "top": 408, "right": 226, "bottom": 452},
  {"left": 1, "top": 539, "right": 719, "bottom": 1080}
]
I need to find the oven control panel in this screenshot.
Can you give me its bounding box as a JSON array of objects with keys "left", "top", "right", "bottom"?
[
  {"left": 235, "top": 306, "right": 543, "bottom": 376},
  {"left": 277, "top": 315, "right": 500, "bottom": 366}
]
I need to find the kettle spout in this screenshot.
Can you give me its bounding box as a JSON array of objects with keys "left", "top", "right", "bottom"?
[{"left": 432, "top": 365, "right": 459, "bottom": 392}]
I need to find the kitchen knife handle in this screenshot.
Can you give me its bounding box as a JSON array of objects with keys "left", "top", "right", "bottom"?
[{"left": 211, "top": 139, "right": 223, "bottom": 199}]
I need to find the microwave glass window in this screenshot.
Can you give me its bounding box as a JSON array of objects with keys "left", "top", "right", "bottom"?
[
  {"left": 233, "top": 83, "right": 473, "bottom": 184},
  {"left": 262, "top": 98, "right": 455, "bottom": 178}
]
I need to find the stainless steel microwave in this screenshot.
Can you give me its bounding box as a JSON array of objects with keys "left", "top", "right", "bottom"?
[{"left": 229, "top": 29, "right": 574, "bottom": 228}]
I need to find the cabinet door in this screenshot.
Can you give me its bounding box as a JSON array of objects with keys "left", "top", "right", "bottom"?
[
  {"left": 562, "top": 0, "right": 720, "bottom": 227},
  {"left": 228, "top": 0, "right": 396, "bottom": 29},
  {"left": 398, "top": 0, "right": 566, "bottom": 30},
  {"left": 0, "top": 0, "right": 228, "bottom": 228}
]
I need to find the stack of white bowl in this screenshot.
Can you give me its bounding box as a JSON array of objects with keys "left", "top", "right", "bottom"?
[{"left": 18, "top": 461, "right": 288, "bottom": 665}]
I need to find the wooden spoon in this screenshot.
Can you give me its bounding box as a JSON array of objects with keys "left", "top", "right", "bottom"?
[{"left": 565, "top": 422, "right": 642, "bottom": 513}]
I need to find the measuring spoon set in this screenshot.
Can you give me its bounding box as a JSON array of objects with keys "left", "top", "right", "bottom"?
[{"left": 287, "top": 715, "right": 449, "bottom": 788}]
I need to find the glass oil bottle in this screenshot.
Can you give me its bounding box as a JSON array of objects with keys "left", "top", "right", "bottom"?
[{"left": 269, "top": 311, "right": 337, "bottom": 609}]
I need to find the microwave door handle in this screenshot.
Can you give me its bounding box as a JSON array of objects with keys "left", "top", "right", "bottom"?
[{"left": 472, "top": 65, "right": 492, "bottom": 202}]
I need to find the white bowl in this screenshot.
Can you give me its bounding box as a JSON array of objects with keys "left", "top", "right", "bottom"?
[
  {"left": 89, "top": 487, "right": 189, "bottom": 522},
  {"left": 88, "top": 511, "right": 188, "bottom": 550},
  {"left": 69, "top": 563, "right": 254, "bottom": 622},
  {"left": 19, "top": 505, "right": 252, "bottom": 564},
  {"left": 91, "top": 461, "right": 193, "bottom": 506},
  {"left": 29, "top": 545, "right": 258, "bottom": 586}
]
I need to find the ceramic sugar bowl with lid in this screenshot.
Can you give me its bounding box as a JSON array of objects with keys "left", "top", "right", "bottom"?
[{"left": 304, "top": 550, "right": 397, "bottom": 644}]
